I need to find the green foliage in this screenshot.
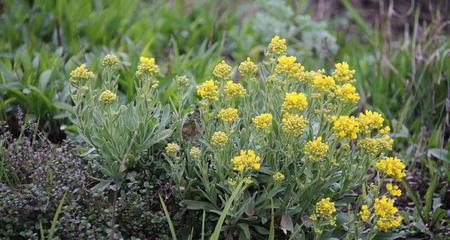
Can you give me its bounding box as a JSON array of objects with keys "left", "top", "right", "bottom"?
[
  {"left": 337, "top": 2, "right": 449, "bottom": 237},
  {"left": 0, "top": 117, "right": 173, "bottom": 239},
  {"left": 167, "top": 40, "right": 402, "bottom": 238},
  {"left": 249, "top": 0, "right": 338, "bottom": 59},
  {"left": 70, "top": 57, "right": 172, "bottom": 185},
  {"left": 0, "top": 0, "right": 448, "bottom": 239},
  {"left": 0, "top": 0, "right": 232, "bottom": 134},
  {"left": 159, "top": 181, "right": 245, "bottom": 240}
]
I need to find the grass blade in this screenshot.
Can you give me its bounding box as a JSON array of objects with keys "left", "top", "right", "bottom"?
[
  {"left": 47, "top": 192, "right": 67, "bottom": 240},
  {"left": 159, "top": 194, "right": 178, "bottom": 240},
  {"left": 340, "top": 0, "right": 374, "bottom": 42},
  {"left": 202, "top": 210, "right": 206, "bottom": 240},
  {"left": 269, "top": 198, "right": 275, "bottom": 240},
  {"left": 210, "top": 181, "right": 243, "bottom": 240}
]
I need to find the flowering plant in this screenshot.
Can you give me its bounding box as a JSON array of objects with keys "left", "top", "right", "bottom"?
[
  {"left": 166, "top": 36, "right": 406, "bottom": 238},
  {"left": 69, "top": 55, "right": 172, "bottom": 186}
]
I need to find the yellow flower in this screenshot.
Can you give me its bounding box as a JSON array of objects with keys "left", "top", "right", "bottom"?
[
  {"left": 189, "top": 147, "right": 201, "bottom": 159},
  {"left": 272, "top": 171, "right": 285, "bottom": 183},
  {"left": 252, "top": 113, "right": 273, "bottom": 129},
  {"left": 70, "top": 64, "right": 95, "bottom": 84},
  {"left": 332, "top": 62, "right": 355, "bottom": 83},
  {"left": 218, "top": 108, "right": 239, "bottom": 122},
  {"left": 212, "top": 131, "right": 228, "bottom": 146},
  {"left": 136, "top": 57, "right": 159, "bottom": 76},
  {"left": 374, "top": 196, "right": 402, "bottom": 230},
  {"left": 335, "top": 83, "right": 360, "bottom": 103},
  {"left": 224, "top": 81, "right": 246, "bottom": 97},
  {"left": 268, "top": 35, "right": 287, "bottom": 55},
  {"left": 358, "top": 110, "right": 385, "bottom": 133},
  {"left": 377, "top": 215, "right": 403, "bottom": 231},
  {"left": 359, "top": 204, "right": 371, "bottom": 222},
  {"left": 315, "top": 198, "right": 336, "bottom": 219},
  {"left": 374, "top": 157, "right": 406, "bottom": 180},
  {"left": 311, "top": 93, "right": 322, "bottom": 99},
  {"left": 99, "top": 90, "right": 117, "bottom": 103},
  {"left": 379, "top": 126, "right": 391, "bottom": 135},
  {"left": 331, "top": 116, "right": 360, "bottom": 139},
  {"left": 227, "top": 178, "right": 237, "bottom": 188},
  {"left": 282, "top": 113, "right": 308, "bottom": 137},
  {"left": 213, "top": 60, "right": 232, "bottom": 78},
  {"left": 304, "top": 137, "right": 329, "bottom": 161},
  {"left": 303, "top": 70, "right": 321, "bottom": 84},
  {"left": 282, "top": 92, "right": 308, "bottom": 113},
  {"left": 275, "top": 56, "right": 304, "bottom": 78},
  {"left": 386, "top": 183, "right": 402, "bottom": 197},
  {"left": 165, "top": 143, "right": 180, "bottom": 156},
  {"left": 231, "top": 150, "right": 261, "bottom": 172},
  {"left": 102, "top": 54, "right": 120, "bottom": 68},
  {"left": 313, "top": 74, "right": 335, "bottom": 92},
  {"left": 197, "top": 80, "right": 219, "bottom": 101},
  {"left": 243, "top": 176, "right": 253, "bottom": 185},
  {"left": 266, "top": 75, "right": 279, "bottom": 84},
  {"left": 238, "top": 58, "right": 257, "bottom": 76},
  {"left": 358, "top": 135, "right": 393, "bottom": 155}
]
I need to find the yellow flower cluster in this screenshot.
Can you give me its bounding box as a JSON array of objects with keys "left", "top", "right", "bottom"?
[
  {"left": 70, "top": 64, "right": 95, "bottom": 84},
  {"left": 335, "top": 83, "right": 360, "bottom": 103},
  {"left": 136, "top": 57, "right": 159, "bottom": 76},
  {"left": 99, "top": 90, "right": 117, "bottom": 103},
  {"left": 189, "top": 146, "right": 201, "bottom": 159},
  {"left": 275, "top": 56, "right": 304, "bottom": 79},
  {"left": 266, "top": 75, "right": 278, "bottom": 84},
  {"left": 358, "top": 110, "right": 385, "bottom": 133},
  {"left": 243, "top": 176, "right": 253, "bottom": 185},
  {"left": 272, "top": 171, "right": 285, "bottom": 183},
  {"left": 282, "top": 113, "right": 308, "bottom": 137},
  {"left": 227, "top": 178, "right": 237, "bottom": 188},
  {"left": 252, "top": 113, "right": 273, "bottom": 129},
  {"left": 302, "top": 70, "right": 320, "bottom": 84},
  {"left": 315, "top": 198, "right": 336, "bottom": 219},
  {"left": 332, "top": 62, "right": 355, "bottom": 83},
  {"left": 213, "top": 60, "right": 232, "bottom": 78},
  {"left": 268, "top": 35, "right": 287, "bottom": 55},
  {"left": 331, "top": 116, "right": 360, "bottom": 139},
  {"left": 374, "top": 157, "right": 406, "bottom": 180},
  {"left": 313, "top": 74, "right": 335, "bottom": 92},
  {"left": 231, "top": 150, "right": 261, "bottom": 172},
  {"left": 374, "top": 196, "right": 403, "bottom": 230},
  {"left": 224, "top": 81, "right": 246, "bottom": 98},
  {"left": 197, "top": 80, "right": 219, "bottom": 101},
  {"left": 282, "top": 92, "right": 308, "bottom": 113},
  {"left": 165, "top": 143, "right": 180, "bottom": 156},
  {"left": 218, "top": 107, "right": 239, "bottom": 122},
  {"left": 304, "top": 137, "right": 329, "bottom": 161},
  {"left": 238, "top": 58, "right": 257, "bottom": 76},
  {"left": 359, "top": 204, "right": 371, "bottom": 222},
  {"left": 386, "top": 183, "right": 402, "bottom": 197},
  {"left": 358, "top": 135, "right": 393, "bottom": 155},
  {"left": 102, "top": 54, "right": 120, "bottom": 68},
  {"left": 379, "top": 126, "right": 391, "bottom": 135},
  {"left": 212, "top": 131, "right": 228, "bottom": 146}
]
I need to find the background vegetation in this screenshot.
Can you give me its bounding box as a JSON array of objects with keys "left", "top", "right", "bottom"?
[{"left": 0, "top": 0, "right": 448, "bottom": 239}]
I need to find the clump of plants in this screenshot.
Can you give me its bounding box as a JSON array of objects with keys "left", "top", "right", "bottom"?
[
  {"left": 69, "top": 54, "right": 173, "bottom": 185},
  {"left": 0, "top": 113, "right": 90, "bottom": 239},
  {"left": 68, "top": 54, "right": 176, "bottom": 238},
  {"left": 0, "top": 116, "right": 173, "bottom": 239},
  {"left": 165, "top": 36, "right": 408, "bottom": 239}
]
